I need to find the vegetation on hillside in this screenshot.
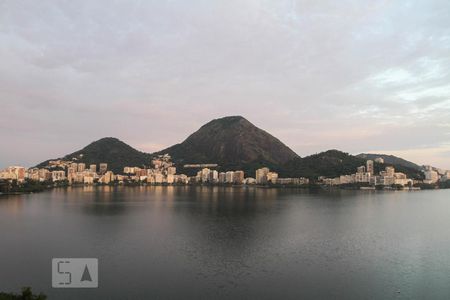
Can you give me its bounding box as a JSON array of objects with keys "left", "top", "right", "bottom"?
[
  {"left": 37, "top": 137, "right": 151, "bottom": 173},
  {"left": 32, "top": 118, "right": 426, "bottom": 181},
  {"left": 357, "top": 153, "right": 422, "bottom": 171},
  {"left": 155, "top": 116, "right": 298, "bottom": 175},
  {"left": 282, "top": 150, "right": 423, "bottom": 180}
]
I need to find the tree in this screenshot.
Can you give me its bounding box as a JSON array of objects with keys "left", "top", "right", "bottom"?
[{"left": 0, "top": 287, "right": 46, "bottom": 300}]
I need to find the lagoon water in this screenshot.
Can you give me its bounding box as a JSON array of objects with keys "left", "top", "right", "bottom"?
[{"left": 1, "top": 186, "right": 450, "bottom": 299}]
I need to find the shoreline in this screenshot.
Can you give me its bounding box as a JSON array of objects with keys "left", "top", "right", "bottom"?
[{"left": 2, "top": 182, "right": 445, "bottom": 197}]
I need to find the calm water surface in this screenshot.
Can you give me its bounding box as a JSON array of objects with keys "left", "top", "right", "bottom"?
[{"left": 1, "top": 187, "right": 450, "bottom": 299}]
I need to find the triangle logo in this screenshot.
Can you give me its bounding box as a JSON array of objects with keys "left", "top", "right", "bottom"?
[{"left": 81, "top": 265, "right": 92, "bottom": 282}]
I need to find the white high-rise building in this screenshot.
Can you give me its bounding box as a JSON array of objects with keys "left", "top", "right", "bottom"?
[
  {"left": 209, "top": 170, "right": 218, "bottom": 183},
  {"left": 424, "top": 170, "right": 439, "bottom": 184},
  {"left": 233, "top": 171, "right": 245, "bottom": 184},
  {"left": 201, "top": 168, "right": 210, "bottom": 183},
  {"left": 267, "top": 172, "right": 278, "bottom": 184},
  {"left": 219, "top": 172, "right": 226, "bottom": 183},
  {"left": 225, "top": 171, "right": 234, "bottom": 183},
  {"left": 256, "top": 167, "right": 269, "bottom": 184},
  {"left": 366, "top": 160, "right": 374, "bottom": 175}
]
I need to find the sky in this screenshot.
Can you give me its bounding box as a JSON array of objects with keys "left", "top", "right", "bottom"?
[{"left": 1, "top": 0, "right": 449, "bottom": 169}]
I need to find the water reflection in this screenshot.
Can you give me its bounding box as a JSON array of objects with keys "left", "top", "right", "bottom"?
[{"left": 2, "top": 188, "right": 450, "bottom": 299}]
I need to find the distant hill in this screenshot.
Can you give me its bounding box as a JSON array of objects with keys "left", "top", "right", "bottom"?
[
  {"left": 154, "top": 116, "right": 298, "bottom": 175},
  {"left": 282, "top": 150, "right": 366, "bottom": 179},
  {"left": 34, "top": 118, "right": 425, "bottom": 180},
  {"left": 356, "top": 153, "right": 422, "bottom": 171},
  {"left": 36, "top": 137, "right": 151, "bottom": 173},
  {"left": 282, "top": 150, "right": 423, "bottom": 180}
]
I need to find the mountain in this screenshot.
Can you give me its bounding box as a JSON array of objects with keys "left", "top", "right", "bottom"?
[
  {"left": 36, "top": 137, "right": 151, "bottom": 173},
  {"left": 282, "top": 150, "right": 423, "bottom": 180},
  {"left": 356, "top": 153, "right": 422, "bottom": 171},
  {"left": 282, "top": 150, "right": 367, "bottom": 179},
  {"left": 155, "top": 116, "right": 298, "bottom": 175},
  {"left": 34, "top": 118, "right": 424, "bottom": 180}
]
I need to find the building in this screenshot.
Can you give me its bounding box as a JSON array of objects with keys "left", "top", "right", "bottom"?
[
  {"left": 124, "top": 167, "right": 134, "bottom": 174},
  {"left": 70, "top": 162, "right": 78, "bottom": 171},
  {"left": 52, "top": 170, "right": 66, "bottom": 182},
  {"left": 67, "top": 167, "right": 76, "bottom": 176},
  {"left": 77, "top": 163, "right": 86, "bottom": 172},
  {"left": 296, "top": 177, "right": 310, "bottom": 185},
  {"left": 424, "top": 170, "right": 439, "bottom": 184},
  {"left": 323, "top": 178, "right": 340, "bottom": 186},
  {"left": 379, "top": 168, "right": 395, "bottom": 185},
  {"left": 357, "top": 166, "right": 366, "bottom": 174},
  {"left": 138, "top": 168, "right": 145, "bottom": 176},
  {"left": 442, "top": 172, "right": 450, "bottom": 182},
  {"left": 0, "top": 166, "right": 26, "bottom": 182},
  {"left": 38, "top": 169, "right": 51, "bottom": 181},
  {"left": 355, "top": 172, "right": 371, "bottom": 183},
  {"left": 394, "top": 172, "right": 411, "bottom": 186},
  {"left": 366, "top": 160, "right": 374, "bottom": 175},
  {"left": 256, "top": 167, "right": 269, "bottom": 184},
  {"left": 154, "top": 173, "right": 163, "bottom": 184},
  {"left": 385, "top": 166, "right": 395, "bottom": 177},
  {"left": 167, "top": 167, "right": 177, "bottom": 175},
  {"left": 166, "top": 174, "right": 175, "bottom": 184},
  {"left": 219, "top": 172, "right": 226, "bottom": 184},
  {"left": 233, "top": 171, "right": 244, "bottom": 184},
  {"left": 340, "top": 175, "right": 354, "bottom": 184},
  {"left": 200, "top": 168, "right": 211, "bottom": 183},
  {"left": 209, "top": 170, "right": 219, "bottom": 183},
  {"left": 83, "top": 176, "right": 94, "bottom": 184},
  {"left": 370, "top": 176, "right": 380, "bottom": 186},
  {"left": 244, "top": 177, "right": 256, "bottom": 184},
  {"left": 174, "top": 174, "right": 189, "bottom": 184},
  {"left": 27, "top": 169, "right": 39, "bottom": 181},
  {"left": 99, "top": 171, "right": 114, "bottom": 184},
  {"left": 267, "top": 172, "right": 278, "bottom": 184},
  {"left": 374, "top": 157, "right": 384, "bottom": 164},
  {"left": 225, "top": 171, "right": 234, "bottom": 183},
  {"left": 89, "top": 164, "right": 97, "bottom": 173},
  {"left": 14, "top": 166, "right": 26, "bottom": 182},
  {"left": 99, "top": 163, "right": 108, "bottom": 174}
]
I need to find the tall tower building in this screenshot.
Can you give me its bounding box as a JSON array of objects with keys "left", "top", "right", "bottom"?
[
  {"left": 366, "top": 160, "right": 374, "bottom": 175},
  {"left": 77, "top": 163, "right": 86, "bottom": 172},
  {"left": 225, "top": 171, "right": 235, "bottom": 183},
  {"left": 256, "top": 167, "right": 269, "bottom": 184}
]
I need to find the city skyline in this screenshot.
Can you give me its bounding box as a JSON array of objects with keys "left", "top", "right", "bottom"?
[
  {"left": 1, "top": 1, "right": 450, "bottom": 169},
  {"left": 4, "top": 154, "right": 445, "bottom": 189}
]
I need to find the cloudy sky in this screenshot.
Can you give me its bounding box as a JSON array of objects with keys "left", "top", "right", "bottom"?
[{"left": 1, "top": 0, "right": 450, "bottom": 169}]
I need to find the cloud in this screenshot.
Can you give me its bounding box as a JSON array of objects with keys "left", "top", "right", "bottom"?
[{"left": 0, "top": 0, "right": 450, "bottom": 169}]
